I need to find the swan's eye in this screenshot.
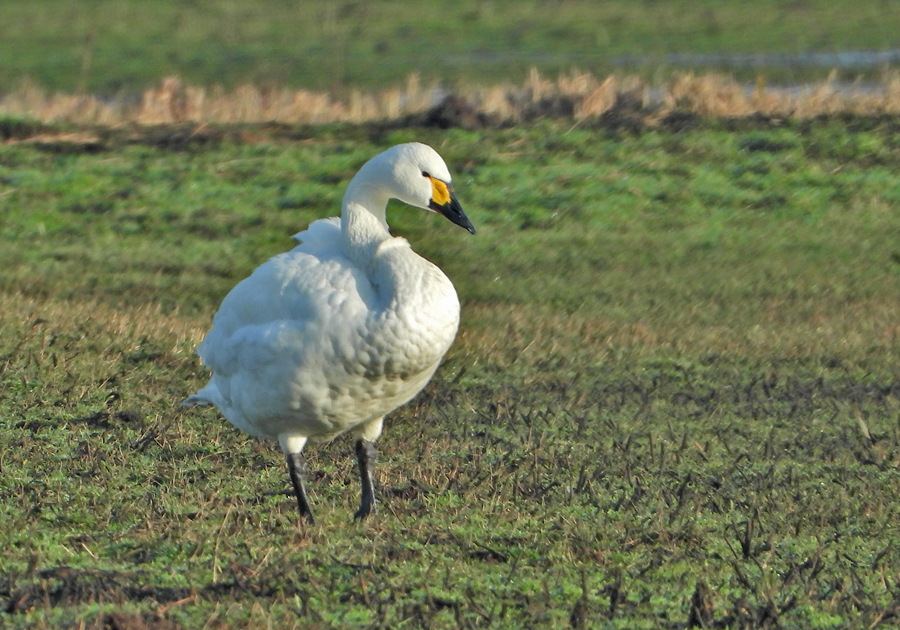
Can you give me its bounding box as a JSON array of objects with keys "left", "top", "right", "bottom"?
[{"left": 421, "top": 171, "right": 430, "bottom": 178}]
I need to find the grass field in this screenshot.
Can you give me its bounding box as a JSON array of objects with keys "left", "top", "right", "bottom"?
[
  {"left": 2, "top": 116, "right": 900, "bottom": 629},
  {"left": 2, "top": 0, "right": 900, "bottom": 94}
]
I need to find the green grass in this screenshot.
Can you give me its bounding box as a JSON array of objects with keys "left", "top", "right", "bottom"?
[
  {"left": 2, "top": 117, "right": 900, "bottom": 628},
  {"left": 2, "top": 0, "right": 900, "bottom": 94}
]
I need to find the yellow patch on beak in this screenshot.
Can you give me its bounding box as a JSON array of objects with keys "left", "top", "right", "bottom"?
[{"left": 429, "top": 176, "right": 452, "bottom": 207}]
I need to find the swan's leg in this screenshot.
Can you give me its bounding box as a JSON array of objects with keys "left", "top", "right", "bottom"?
[
  {"left": 353, "top": 417, "right": 383, "bottom": 520},
  {"left": 354, "top": 439, "right": 377, "bottom": 519},
  {"left": 286, "top": 452, "right": 316, "bottom": 524},
  {"left": 279, "top": 434, "right": 315, "bottom": 524}
]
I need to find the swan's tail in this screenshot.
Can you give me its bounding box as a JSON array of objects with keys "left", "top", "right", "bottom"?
[{"left": 182, "top": 393, "right": 213, "bottom": 408}]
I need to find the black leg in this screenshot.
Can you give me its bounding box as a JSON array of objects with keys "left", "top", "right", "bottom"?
[
  {"left": 286, "top": 452, "right": 316, "bottom": 524},
  {"left": 354, "top": 439, "right": 377, "bottom": 520}
]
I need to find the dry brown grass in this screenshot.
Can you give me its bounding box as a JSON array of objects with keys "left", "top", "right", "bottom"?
[
  {"left": 0, "top": 291, "right": 205, "bottom": 372},
  {"left": 5, "top": 70, "right": 900, "bottom": 128},
  {"left": 665, "top": 70, "right": 900, "bottom": 118},
  {"left": 459, "top": 290, "right": 900, "bottom": 376}
]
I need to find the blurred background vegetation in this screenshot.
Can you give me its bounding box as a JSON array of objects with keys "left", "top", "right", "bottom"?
[{"left": 2, "top": 0, "right": 899, "bottom": 95}]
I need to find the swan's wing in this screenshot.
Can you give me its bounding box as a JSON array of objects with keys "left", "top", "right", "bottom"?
[
  {"left": 291, "top": 216, "right": 341, "bottom": 251},
  {"left": 202, "top": 217, "right": 353, "bottom": 345},
  {"left": 190, "top": 219, "right": 378, "bottom": 415}
]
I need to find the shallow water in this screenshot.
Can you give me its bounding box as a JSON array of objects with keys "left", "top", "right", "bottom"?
[
  {"left": 447, "top": 48, "right": 900, "bottom": 74},
  {"left": 617, "top": 49, "right": 900, "bottom": 70}
]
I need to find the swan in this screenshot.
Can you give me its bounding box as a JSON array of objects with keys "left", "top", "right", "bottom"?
[{"left": 184, "top": 142, "right": 475, "bottom": 524}]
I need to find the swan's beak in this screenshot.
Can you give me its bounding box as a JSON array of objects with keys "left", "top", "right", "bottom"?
[{"left": 428, "top": 179, "right": 476, "bottom": 234}]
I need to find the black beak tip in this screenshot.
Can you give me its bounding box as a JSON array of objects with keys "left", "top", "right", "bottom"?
[
  {"left": 431, "top": 196, "right": 476, "bottom": 235},
  {"left": 452, "top": 212, "right": 476, "bottom": 235}
]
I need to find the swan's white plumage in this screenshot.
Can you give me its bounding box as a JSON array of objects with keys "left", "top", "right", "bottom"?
[{"left": 186, "top": 143, "right": 471, "bottom": 461}]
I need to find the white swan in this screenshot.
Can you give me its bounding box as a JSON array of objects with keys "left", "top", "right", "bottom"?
[{"left": 184, "top": 142, "right": 475, "bottom": 523}]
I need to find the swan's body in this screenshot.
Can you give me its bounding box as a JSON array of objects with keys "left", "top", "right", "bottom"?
[{"left": 185, "top": 143, "right": 475, "bottom": 522}]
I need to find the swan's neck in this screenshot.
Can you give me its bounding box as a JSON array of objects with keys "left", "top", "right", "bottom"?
[{"left": 341, "top": 178, "right": 393, "bottom": 267}]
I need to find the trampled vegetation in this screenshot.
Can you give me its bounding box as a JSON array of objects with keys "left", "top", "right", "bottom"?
[{"left": 2, "top": 115, "right": 900, "bottom": 629}]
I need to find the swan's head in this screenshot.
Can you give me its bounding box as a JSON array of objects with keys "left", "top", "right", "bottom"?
[{"left": 362, "top": 142, "right": 476, "bottom": 234}]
